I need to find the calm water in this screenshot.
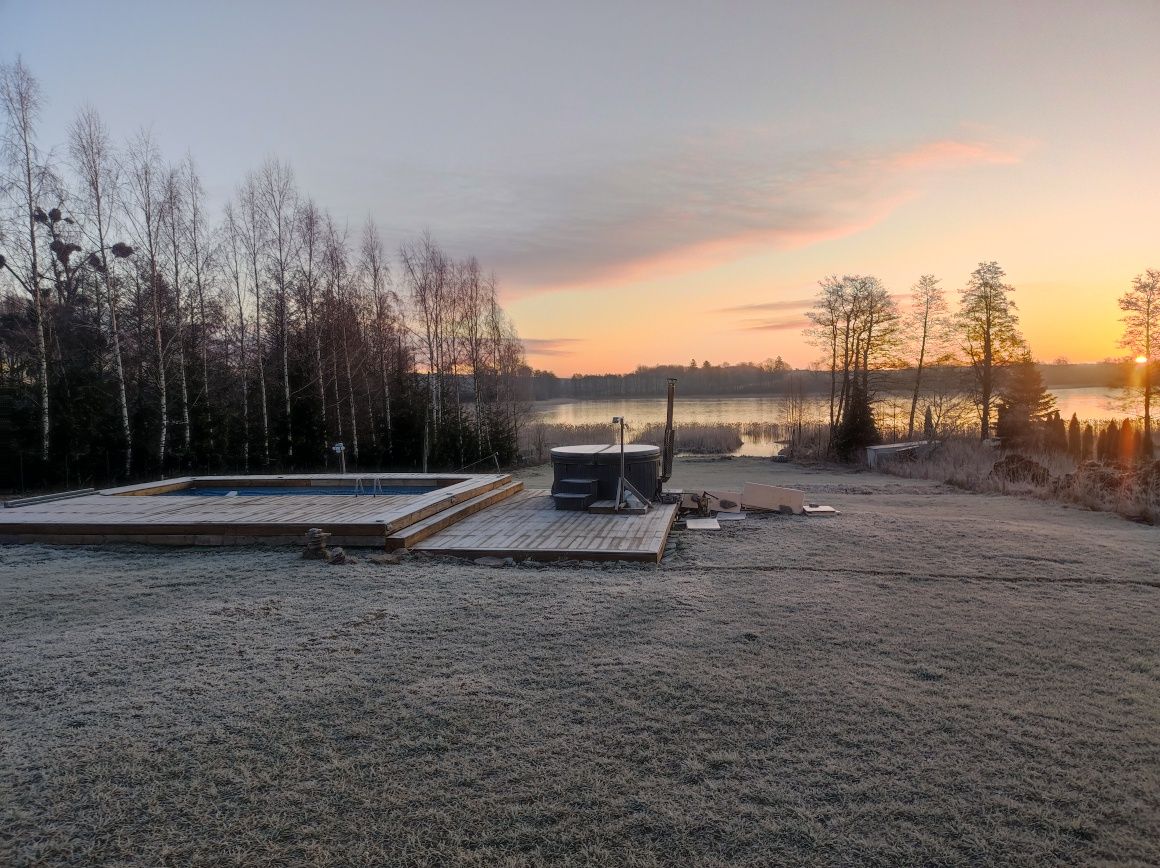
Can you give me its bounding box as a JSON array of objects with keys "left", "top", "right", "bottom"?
[{"left": 532, "top": 387, "right": 1132, "bottom": 456}]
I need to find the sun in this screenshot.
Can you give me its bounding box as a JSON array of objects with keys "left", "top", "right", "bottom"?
[{"left": 1136, "top": 356, "right": 1149, "bottom": 364}]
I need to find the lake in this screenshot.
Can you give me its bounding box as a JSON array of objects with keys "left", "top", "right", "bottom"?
[{"left": 532, "top": 387, "right": 1134, "bottom": 456}]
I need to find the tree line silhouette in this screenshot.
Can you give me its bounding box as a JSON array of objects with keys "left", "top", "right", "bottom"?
[{"left": 0, "top": 60, "right": 528, "bottom": 492}]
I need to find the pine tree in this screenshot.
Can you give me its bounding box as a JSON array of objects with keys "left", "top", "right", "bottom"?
[{"left": 923, "top": 406, "right": 935, "bottom": 439}]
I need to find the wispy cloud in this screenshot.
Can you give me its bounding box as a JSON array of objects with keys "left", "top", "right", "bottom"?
[
  {"left": 740, "top": 317, "right": 813, "bottom": 332},
  {"left": 714, "top": 298, "right": 814, "bottom": 315},
  {"left": 412, "top": 131, "right": 1028, "bottom": 295},
  {"left": 522, "top": 337, "right": 583, "bottom": 357}
]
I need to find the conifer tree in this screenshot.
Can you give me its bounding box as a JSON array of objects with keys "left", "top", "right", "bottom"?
[
  {"left": 1067, "top": 413, "right": 1081, "bottom": 459},
  {"left": 1045, "top": 412, "right": 1068, "bottom": 454},
  {"left": 1119, "top": 418, "right": 1136, "bottom": 464},
  {"left": 833, "top": 379, "right": 879, "bottom": 461},
  {"left": 1101, "top": 421, "right": 1119, "bottom": 462}
]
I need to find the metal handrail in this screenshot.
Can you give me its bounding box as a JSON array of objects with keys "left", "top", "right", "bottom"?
[
  {"left": 353, "top": 475, "right": 383, "bottom": 497},
  {"left": 458, "top": 452, "right": 501, "bottom": 473}
]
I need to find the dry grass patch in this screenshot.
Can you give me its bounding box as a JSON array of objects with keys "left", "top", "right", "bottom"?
[{"left": 881, "top": 439, "right": 1160, "bottom": 523}]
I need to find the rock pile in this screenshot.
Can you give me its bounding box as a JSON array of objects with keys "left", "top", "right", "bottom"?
[
  {"left": 302, "top": 528, "right": 351, "bottom": 564},
  {"left": 302, "top": 528, "right": 331, "bottom": 559}
]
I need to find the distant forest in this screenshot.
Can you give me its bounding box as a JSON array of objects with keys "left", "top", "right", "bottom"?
[{"left": 522, "top": 361, "right": 1128, "bottom": 402}]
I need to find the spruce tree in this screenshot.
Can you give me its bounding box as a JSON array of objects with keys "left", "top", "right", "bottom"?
[
  {"left": 1082, "top": 423, "right": 1095, "bottom": 461},
  {"left": 834, "top": 379, "right": 879, "bottom": 461}
]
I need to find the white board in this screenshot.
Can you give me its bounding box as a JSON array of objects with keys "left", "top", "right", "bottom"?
[
  {"left": 685, "top": 518, "right": 721, "bottom": 530},
  {"left": 803, "top": 504, "right": 839, "bottom": 516}
]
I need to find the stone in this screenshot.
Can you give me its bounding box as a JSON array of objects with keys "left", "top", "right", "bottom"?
[{"left": 369, "top": 550, "right": 409, "bottom": 565}]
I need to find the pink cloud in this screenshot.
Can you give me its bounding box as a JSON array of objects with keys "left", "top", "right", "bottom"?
[
  {"left": 522, "top": 337, "right": 583, "bottom": 357},
  {"left": 479, "top": 132, "right": 1026, "bottom": 298}
]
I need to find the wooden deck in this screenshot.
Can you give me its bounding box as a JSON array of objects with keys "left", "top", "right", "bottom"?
[
  {"left": 0, "top": 475, "right": 679, "bottom": 561},
  {"left": 412, "top": 489, "right": 678, "bottom": 563},
  {"left": 0, "top": 474, "right": 517, "bottom": 546}
]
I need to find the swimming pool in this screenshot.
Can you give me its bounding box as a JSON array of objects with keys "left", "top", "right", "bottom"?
[{"left": 163, "top": 485, "right": 438, "bottom": 497}]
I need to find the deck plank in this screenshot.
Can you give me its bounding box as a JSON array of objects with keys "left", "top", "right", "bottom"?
[{"left": 412, "top": 489, "right": 677, "bottom": 563}]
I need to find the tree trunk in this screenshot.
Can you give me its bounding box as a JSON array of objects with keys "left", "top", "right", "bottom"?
[
  {"left": 152, "top": 277, "right": 168, "bottom": 467},
  {"left": 907, "top": 320, "right": 929, "bottom": 440}
]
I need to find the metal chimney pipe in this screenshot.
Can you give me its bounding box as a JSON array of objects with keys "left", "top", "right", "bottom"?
[{"left": 660, "top": 378, "right": 677, "bottom": 483}]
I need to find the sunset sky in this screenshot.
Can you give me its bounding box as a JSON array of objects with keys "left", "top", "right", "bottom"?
[{"left": 7, "top": 1, "right": 1159, "bottom": 374}]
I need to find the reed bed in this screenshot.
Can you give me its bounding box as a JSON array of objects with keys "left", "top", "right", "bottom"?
[
  {"left": 631, "top": 422, "right": 743, "bottom": 454},
  {"left": 519, "top": 422, "right": 617, "bottom": 464}
]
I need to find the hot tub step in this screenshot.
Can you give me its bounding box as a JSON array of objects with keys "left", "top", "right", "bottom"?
[{"left": 551, "top": 491, "right": 596, "bottom": 511}]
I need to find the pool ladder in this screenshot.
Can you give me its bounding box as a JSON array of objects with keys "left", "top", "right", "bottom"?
[{"left": 353, "top": 476, "right": 385, "bottom": 497}]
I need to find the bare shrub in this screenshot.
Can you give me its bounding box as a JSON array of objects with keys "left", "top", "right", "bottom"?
[{"left": 783, "top": 422, "right": 833, "bottom": 461}]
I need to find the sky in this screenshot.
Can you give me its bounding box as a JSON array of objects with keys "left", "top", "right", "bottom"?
[{"left": 5, "top": 0, "right": 1159, "bottom": 375}]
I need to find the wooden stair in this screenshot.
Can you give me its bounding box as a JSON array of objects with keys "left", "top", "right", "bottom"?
[{"left": 385, "top": 480, "right": 524, "bottom": 550}]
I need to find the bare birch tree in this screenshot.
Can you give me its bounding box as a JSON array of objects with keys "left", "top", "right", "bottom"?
[
  {"left": 1119, "top": 269, "right": 1159, "bottom": 448},
  {"left": 905, "top": 274, "right": 951, "bottom": 439},
  {"left": 124, "top": 131, "right": 170, "bottom": 465},
  {"left": 68, "top": 106, "right": 133, "bottom": 474},
  {"left": 237, "top": 173, "right": 269, "bottom": 464},
  {"left": 0, "top": 59, "right": 52, "bottom": 460},
  {"left": 258, "top": 159, "right": 298, "bottom": 458}
]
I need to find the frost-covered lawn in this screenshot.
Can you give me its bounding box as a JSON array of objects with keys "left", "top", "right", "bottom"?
[{"left": 2, "top": 459, "right": 1158, "bottom": 865}]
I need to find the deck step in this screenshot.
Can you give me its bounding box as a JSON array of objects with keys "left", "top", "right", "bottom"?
[
  {"left": 3, "top": 488, "right": 95, "bottom": 508},
  {"left": 551, "top": 491, "right": 596, "bottom": 511},
  {"left": 386, "top": 481, "right": 524, "bottom": 550}
]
